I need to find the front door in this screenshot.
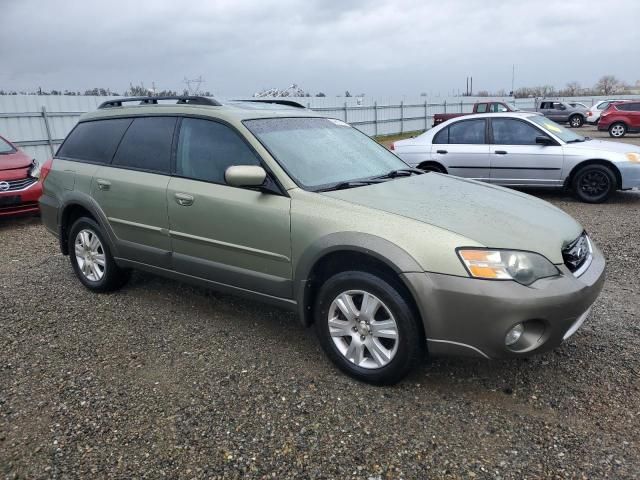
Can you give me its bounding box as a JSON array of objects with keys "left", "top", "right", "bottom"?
[
  {"left": 489, "top": 118, "right": 564, "bottom": 186},
  {"left": 432, "top": 118, "right": 491, "bottom": 181},
  {"left": 167, "top": 117, "right": 292, "bottom": 299}
]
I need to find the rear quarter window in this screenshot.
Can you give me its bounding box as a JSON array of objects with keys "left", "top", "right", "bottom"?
[{"left": 56, "top": 118, "right": 132, "bottom": 163}]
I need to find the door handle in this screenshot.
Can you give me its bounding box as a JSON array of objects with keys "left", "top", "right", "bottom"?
[
  {"left": 96, "top": 179, "right": 111, "bottom": 190},
  {"left": 174, "top": 193, "right": 194, "bottom": 206},
  {"left": 436, "top": 149, "right": 448, "bottom": 154},
  {"left": 494, "top": 150, "right": 508, "bottom": 155}
]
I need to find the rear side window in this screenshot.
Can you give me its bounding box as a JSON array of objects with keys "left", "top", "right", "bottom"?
[
  {"left": 448, "top": 119, "right": 486, "bottom": 144},
  {"left": 618, "top": 103, "right": 640, "bottom": 112},
  {"left": 112, "top": 117, "right": 177, "bottom": 173},
  {"left": 476, "top": 103, "right": 487, "bottom": 113},
  {"left": 57, "top": 119, "right": 131, "bottom": 163},
  {"left": 176, "top": 118, "right": 260, "bottom": 184}
]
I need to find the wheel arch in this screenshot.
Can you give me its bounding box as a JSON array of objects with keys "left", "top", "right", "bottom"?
[
  {"left": 58, "top": 193, "right": 116, "bottom": 256},
  {"left": 565, "top": 159, "right": 622, "bottom": 190},
  {"left": 417, "top": 160, "right": 447, "bottom": 173},
  {"left": 294, "top": 233, "right": 425, "bottom": 330}
]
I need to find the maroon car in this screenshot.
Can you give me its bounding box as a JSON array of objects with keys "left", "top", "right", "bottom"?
[
  {"left": 0, "top": 135, "right": 43, "bottom": 217},
  {"left": 598, "top": 101, "right": 640, "bottom": 138}
]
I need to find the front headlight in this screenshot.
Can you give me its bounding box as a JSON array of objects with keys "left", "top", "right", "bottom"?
[
  {"left": 457, "top": 249, "right": 560, "bottom": 286},
  {"left": 625, "top": 152, "right": 640, "bottom": 163}
]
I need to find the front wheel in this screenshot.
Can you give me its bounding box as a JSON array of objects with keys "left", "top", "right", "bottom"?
[
  {"left": 314, "top": 271, "right": 424, "bottom": 385},
  {"left": 569, "top": 115, "right": 584, "bottom": 128},
  {"left": 572, "top": 164, "right": 617, "bottom": 203},
  {"left": 68, "top": 217, "right": 130, "bottom": 292},
  {"left": 609, "top": 122, "right": 627, "bottom": 138}
]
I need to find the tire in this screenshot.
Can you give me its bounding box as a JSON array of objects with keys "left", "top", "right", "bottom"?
[
  {"left": 313, "top": 271, "right": 424, "bottom": 385},
  {"left": 419, "top": 163, "right": 446, "bottom": 174},
  {"left": 569, "top": 115, "right": 584, "bottom": 128},
  {"left": 609, "top": 122, "right": 627, "bottom": 138},
  {"left": 68, "top": 216, "right": 130, "bottom": 292},
  {"left": 572, "top": 164, "right": 617, "bottom": 203}
]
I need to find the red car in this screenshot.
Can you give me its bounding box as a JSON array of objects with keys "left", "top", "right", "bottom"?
[
  {"left": 598, "top": 101, "right": 640, "bottom": 138},
  {"left": 0, "top": 135, "right": 43, "bottom": 217}
]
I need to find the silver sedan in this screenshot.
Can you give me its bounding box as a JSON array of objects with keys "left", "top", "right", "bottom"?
[{"left": 393, "top": 112, "right": 640, "bottom": 203}]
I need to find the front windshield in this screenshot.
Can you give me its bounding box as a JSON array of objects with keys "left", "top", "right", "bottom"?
[
  {"left": 0, "top": 138, "right": 15, "bottom": 154},
  {"left": 528, "top": 115, "right": 585, "bottom": 143},
  {"left": 244, "top": 117, "right": 408, "bottom": 190}
]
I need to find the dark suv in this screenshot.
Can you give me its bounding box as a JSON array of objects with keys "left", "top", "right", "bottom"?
[{"left": 599, "top": 101, "right": 640, "bottom": 137}]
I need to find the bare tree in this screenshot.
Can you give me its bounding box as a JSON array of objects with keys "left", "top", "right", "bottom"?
[
  {"left": 595, "top": 75, "right": 622, "bottom": 95},
  {"left": 565, "top": 81, "right": 581, "bottom": 96}
]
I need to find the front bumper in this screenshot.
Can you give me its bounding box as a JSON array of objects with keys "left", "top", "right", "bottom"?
[
  {"left": 617, "top": 161, "right": 640, "bottom": 189},
  {"left": 0, "top": 180, "right": 42, "bottom": 217},
  {"left": 402, "top": 243, "right": 606, "bottom": 359}
]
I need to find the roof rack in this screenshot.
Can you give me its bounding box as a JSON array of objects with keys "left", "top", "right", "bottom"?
[
  {"left": 238, "top": 99, "right": 306, "bottom": 109},
  {"left": 98, "top": 96, "right": 221, "bottom": 109}
]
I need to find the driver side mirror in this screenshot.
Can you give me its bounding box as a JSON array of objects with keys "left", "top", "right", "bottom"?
[
  {"left": 225, "top": 165, "right": 267, "bottom": 188},
  {"left": 535, "top": 135, "right": 554, "bottom": 146}
]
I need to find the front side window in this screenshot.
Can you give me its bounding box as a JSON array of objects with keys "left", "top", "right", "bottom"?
[
  {"left": 176, "top": 118, "right": 260, "bottom": 184},
  {"left": 57, "top": 118, "right": 132, "bottom": 163},
  {"left": 490, "top": 103, "right": 508, "bottom": 113},
  {"left": 491, "top": 118, "right": 541, "bottom": 145},
  {"left": 244, "top": 117, "right": 408, "bottom": 190},
  {"left": 448, "top": 119, "right": 486, "bottom": 144},
  {"left": 0, "top": 137, "right": 15, "bottom": 154},
  {"left": 112, "top": 117, "right": 177, "bottom": 173}
]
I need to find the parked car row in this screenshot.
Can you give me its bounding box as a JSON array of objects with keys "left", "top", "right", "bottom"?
[{"left": 35, "top": 96, "right": 612, "bottom": 384}]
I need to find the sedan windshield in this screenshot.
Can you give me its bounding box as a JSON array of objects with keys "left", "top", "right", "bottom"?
[
  {"left": 0, "top": 138, "right": 15, "bottom": 154},
  {"left": 244, "top": 117, "right": 409, "bottom": 190},
  {"left": 528, "top": 115, "right": 585, "bottom": 143}
]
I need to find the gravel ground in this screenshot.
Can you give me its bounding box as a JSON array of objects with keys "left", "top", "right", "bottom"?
[{"left": 1, "top": 179, "right": 640, "bottom": 478}]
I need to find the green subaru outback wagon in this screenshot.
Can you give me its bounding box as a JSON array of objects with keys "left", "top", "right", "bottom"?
[{"left": 40, "top": 96, "right": 605, "bottom": 384}]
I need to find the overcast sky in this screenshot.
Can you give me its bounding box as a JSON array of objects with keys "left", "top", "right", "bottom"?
[{"left": 1, "top": 0, "right": 639, "bottom": 97}]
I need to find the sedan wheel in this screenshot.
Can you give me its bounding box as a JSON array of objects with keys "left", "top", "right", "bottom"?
[
  {"left": 328, "top": 290, "right": 399, "bottom": 369},
  {"left": 609, "top": 123, "right": 626, "bottom": 138},
  {"left": 572, "top": 165, "right": 616, "bottom": 203}
]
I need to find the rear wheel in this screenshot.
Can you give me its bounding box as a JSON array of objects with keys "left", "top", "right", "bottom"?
[
  {"left": 418, "top": 163, "right": 446, "bottom": 174},
  {"left": 569, "top": 115, "right": 584, "bottom": 128},
  {"left": 314, "top": 271, "right": 424, "bottom": 385},
  {"left": 572, "top": 164, "right": 617, "bottom": 203},
  {"left": 609, "top": 122, "right": 627, "bottom": 138},
  {"left": 68, "top": 217, "right": 130, "bottom": 292}
]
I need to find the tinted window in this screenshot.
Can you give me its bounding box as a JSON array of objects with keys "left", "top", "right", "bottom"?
[
  {"left": 492, "top": 118, "right": 542, "bottom": 145},
  {"left": 176, "top": 118, "right": 260, "bottom": 184},
  {"left": 57, "top": 118, "right": 131, "bottom": 163},
  {"left": 618, "top": 103, "right": 640, "bottom": 112},
  {"left": 448, "top": 119, "right": 485, "bottom": 144},
  {"left": 112, "top": 117, "right": 176, "bottom": 173},
  {"left": 433, "top": 127, "right": 449, "bottom": 144},
  {"left": 476, "top": 103, "right": 487, "bottom": 113}
]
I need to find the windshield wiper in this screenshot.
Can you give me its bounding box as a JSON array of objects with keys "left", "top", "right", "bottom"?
[
  {"left": 316, "top": 179, "right": 385, "bottom": 192},
  {"left": 373, "top": 168, "right": 424, "bottom": 180}
]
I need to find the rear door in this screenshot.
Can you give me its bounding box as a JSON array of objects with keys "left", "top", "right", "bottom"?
[
  {"left": 432, "top": 118, "right": 490, "bottom": 180},
  {"left": 91, "top": 116, "right": 177, "bottom": 268},
  {"left": 167, "top": 117, "right": 292, "bottom": 299},
  {"left": 489, "top": 117, "right": 563, "bottom": 186}
]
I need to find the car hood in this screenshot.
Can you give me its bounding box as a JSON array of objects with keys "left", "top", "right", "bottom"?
[
  {"left": 565, "top": 139, "right": 640, "bottom": 154},
  {"left": 322, "top": 174, "right": 583, "bottom": 264},
  {"left": 0, "top": 150, "right": 32, "bottom": 171}
]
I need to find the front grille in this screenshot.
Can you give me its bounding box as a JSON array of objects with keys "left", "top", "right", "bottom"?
[
  {"left": 0, "top": 177, "right": 37, "bottom": 192},
  {"left": 562, "top": 232, "right": 591, "bottom": 274}
]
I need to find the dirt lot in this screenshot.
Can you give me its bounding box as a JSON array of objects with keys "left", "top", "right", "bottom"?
[{"left": 1, "top": 145, "right": 640, "bottom": 478}]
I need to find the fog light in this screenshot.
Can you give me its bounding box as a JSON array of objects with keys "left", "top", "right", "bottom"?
[{"left": 505, "top": 323, "right": 524, "bottom": 346}]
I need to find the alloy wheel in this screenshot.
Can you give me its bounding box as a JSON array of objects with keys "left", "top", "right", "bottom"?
[
  {"left": 74, "top": 229, "right": 106, "bottom": 281},
  {"left": 327, "top": 290, "right": 399, "bottom": 369},
  {"left": 579, "top": 170, "right": 610, "bottom": 199},
  {"left": 610, "top": 124, "right": 625, "bottom": 137},
  {"left": 570, "top": 116, "right": 582, "bottom": 128}
]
